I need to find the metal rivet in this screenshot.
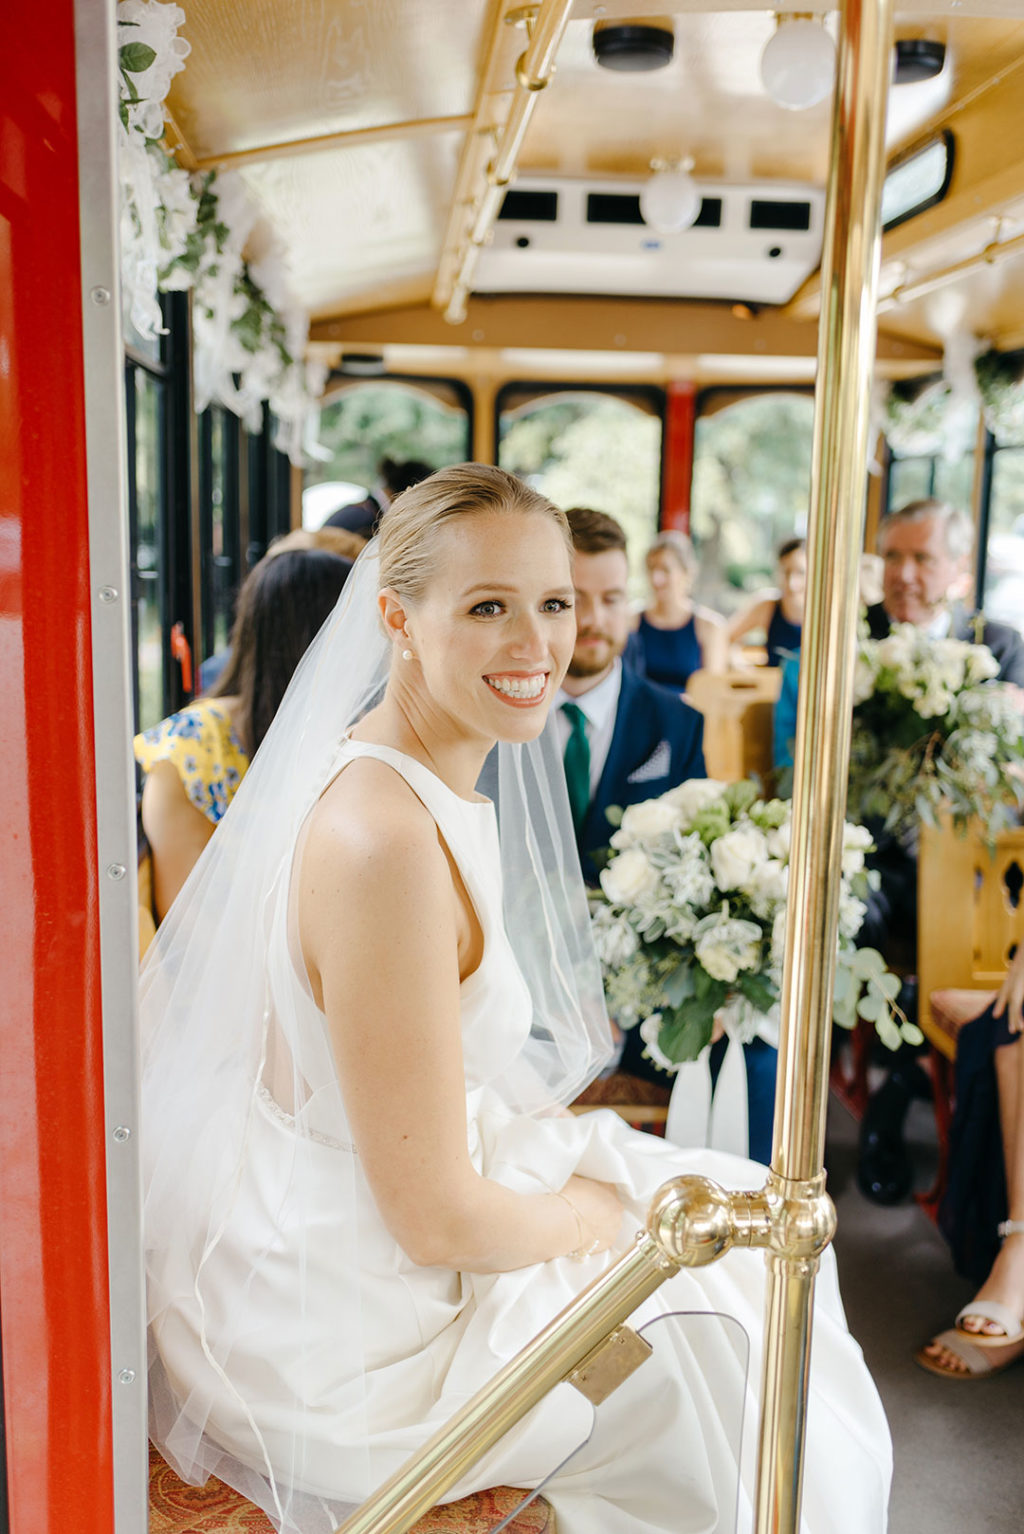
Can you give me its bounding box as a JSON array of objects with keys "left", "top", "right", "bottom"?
[
  {"left": 107, "top": 863, "right": 127, "bottom": 881},
  {"left": 118, "top": 1368, "right": 136, "bottom": 1385},
  {"left": 98, "top": 586, "right": 119, "bottom": 604},
  {"left": 113, "top": 1125, "right": 131, "bottom": 1143},
  {"left": 91, "top": 286, "right": 112, "bottom": 306}
]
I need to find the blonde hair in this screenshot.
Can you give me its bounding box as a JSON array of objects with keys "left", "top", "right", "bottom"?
[
  {"left": 267, "top": 527, "right": 368, "bottom": 563},
  {"left": 377, "top": 463, "right": 569, "bottom": 601},
  {"left": 647, "top": 528, "right": 699, "bottom": 578}
]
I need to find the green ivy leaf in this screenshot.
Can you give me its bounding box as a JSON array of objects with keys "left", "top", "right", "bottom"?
[{"left": 120, "top": 41, "right": 157, "bottom": 73}]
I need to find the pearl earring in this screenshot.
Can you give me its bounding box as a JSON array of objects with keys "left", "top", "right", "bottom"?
[{"left": 402, "top": 648, "right": 414, "bottom": 661}]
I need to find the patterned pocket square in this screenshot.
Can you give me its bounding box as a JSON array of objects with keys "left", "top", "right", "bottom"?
[{"left": 627, "top": 740, "right": 671, "bottom": 784}]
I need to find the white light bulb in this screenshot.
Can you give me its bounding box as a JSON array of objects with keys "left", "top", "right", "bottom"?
[
  {"left": 760, "top": 19, "right": 836, "bottom": 111},
  {"left": 639, "top": 167, "right": 701, "bottom": 234}
]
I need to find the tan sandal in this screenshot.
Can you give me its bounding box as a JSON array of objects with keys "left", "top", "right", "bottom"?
[
  {"left": 954, "top": 1299, "right": 1024, "bottom": 1347},
  {"left": 915, "top": 1329, "right": 1023, "bottom": 1380}
]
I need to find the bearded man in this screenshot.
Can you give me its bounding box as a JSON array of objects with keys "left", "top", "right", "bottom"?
[{"left": 555, "top": 506, "right": 706, "bottom": 882}]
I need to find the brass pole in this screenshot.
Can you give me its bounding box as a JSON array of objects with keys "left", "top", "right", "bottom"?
[{"left": 754, "top": 0, "right": 893, "bottom": 1530}]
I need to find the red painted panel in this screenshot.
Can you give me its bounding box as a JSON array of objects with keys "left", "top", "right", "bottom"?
[
  {"left": 661, "top": 380, "right": 696, "bottom": 532},
  {"left": 0, "top": 4, "right": 115, "bottom": 1533}
]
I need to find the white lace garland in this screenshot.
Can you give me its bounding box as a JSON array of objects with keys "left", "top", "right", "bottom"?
[{"left": 117, "top": 0, "right": 326, "bottom": 464}]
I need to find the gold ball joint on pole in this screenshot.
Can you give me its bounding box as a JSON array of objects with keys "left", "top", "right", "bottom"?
[{"left": 646, "top": 1173, "right": 836, "bottom": 1269}]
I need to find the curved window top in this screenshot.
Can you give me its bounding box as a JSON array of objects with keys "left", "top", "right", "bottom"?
[{"left": 881, "top": 131, "right": 954, "bottom": 234}]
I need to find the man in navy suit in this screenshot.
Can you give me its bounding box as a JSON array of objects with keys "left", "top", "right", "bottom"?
[
  {"left": 554, "top": 507, "right": 706, "bottom": 883},
  {"left": 558, "top": 508, "right": 778, "bottom": 1157}
]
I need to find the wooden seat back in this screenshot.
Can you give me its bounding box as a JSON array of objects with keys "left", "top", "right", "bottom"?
[
  {"left": 685, "top": 667, "right": 782, "bottom": 784},
  {"left": 917, "top": 817, "right": 1024, "bottom": 1059}
]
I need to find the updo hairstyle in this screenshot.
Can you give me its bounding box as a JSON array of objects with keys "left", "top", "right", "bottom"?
[
  {"left": 377, "top": 463, "right": 570, "bottom": 603},
  {"left": 647, "top": 528, "right": 699, "bottom": 578}
]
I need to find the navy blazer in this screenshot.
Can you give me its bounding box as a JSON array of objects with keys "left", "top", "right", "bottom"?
[
  {"left": 578, "top": 666, "right": 705, "bottom": 881},
  {"left": 865, "top": 602, "right": 1024, "bottom": 686}
]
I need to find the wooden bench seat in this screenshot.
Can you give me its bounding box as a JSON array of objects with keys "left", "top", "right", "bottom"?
[{"left": 150, "top": 1444, "right": 554, "bottom": 1533}]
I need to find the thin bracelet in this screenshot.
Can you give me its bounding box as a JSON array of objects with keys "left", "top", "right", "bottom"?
[{"left": 553, "top": 1190, "right": 599, "bottom": 1262}]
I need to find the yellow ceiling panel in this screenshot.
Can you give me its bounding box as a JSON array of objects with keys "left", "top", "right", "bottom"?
[
  {"left": 167, "top": 0, "right": 491, "bottom": 161},
  {"left": 239, "top": 130, "right": 465, "bottom": 317}
]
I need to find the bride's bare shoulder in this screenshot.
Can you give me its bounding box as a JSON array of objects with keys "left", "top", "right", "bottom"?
[{"left": 301, "top": 754, "right": 441, "bottom": 893}]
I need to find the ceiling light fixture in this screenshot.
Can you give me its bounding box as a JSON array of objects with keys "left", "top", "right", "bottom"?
[
  {"left": 592, "top": 18, "right": 675, "bottom": 72},
  {"left": 640, "top": 158, "right": 700, "bottom": 234},
  {"left": 760, "top": 15, "right": 836, "bottom": 111}
]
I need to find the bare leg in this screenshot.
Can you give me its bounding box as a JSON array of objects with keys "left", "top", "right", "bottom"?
[{"left": 923, "top": 1033, "right": 1024, "bottom": 1374}]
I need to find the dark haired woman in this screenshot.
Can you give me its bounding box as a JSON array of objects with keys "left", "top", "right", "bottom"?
[
  {"left": 135, "top": 547, "right": 352, "bottom": 921},
  {"left": 727, "top": 537, "right": 806, "bottom": 668}
]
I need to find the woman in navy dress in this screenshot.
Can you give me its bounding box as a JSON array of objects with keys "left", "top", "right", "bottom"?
[
  {"left": 635, "top": 530, "right": 726, "bottom": 690},
  {"left": 727, "top": 536, "right": 806, "bottom": 668}
]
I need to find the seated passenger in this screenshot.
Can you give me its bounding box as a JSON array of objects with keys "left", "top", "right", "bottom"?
[
  {"left": 918, "top": 942, "right": 1024, "bottom": 1379},
  {"left": 635, "top": 530, "right": 727, "bottom": 690},
  {"left": 727, "top": 536, "right": 806, "bottom": 668},
  {"left": 198, "top": 527, "right": 365, "bottom": 691},
  {"left": 136, "top": 547, "right": 352, "bottom": 921},
  {"left": 554, "top": 508, "right": 706, "bottom": 883},
  {"left": 321, "top": 455, "right": 433, "bottom": 540}
]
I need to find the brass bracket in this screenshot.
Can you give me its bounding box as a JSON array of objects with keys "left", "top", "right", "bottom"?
[
  {"left": 505, "top": 4, "right": 539, "bottom": 27},
  {"left": 564, "top": 1324, "right": 654, "bottom": 1406},
  {"left": 646, "top": 1172, "right": 836, "bottom": 1268}
]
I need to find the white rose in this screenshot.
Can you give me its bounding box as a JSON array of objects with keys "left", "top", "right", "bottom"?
[
  {"left": 964, "top": 644, "right": 1000, "bottom": 685},
  {"left": 745, "top": 858, "right": 789, "bottom": 916},
  {"left": 662, "top": 778, "right": 729, "bottom": 827},
  {"left": 617, "top": 797, "right": 684, "bottom": 843},
  {"left": 771, "top": 909, "right": 787, "bottom": 967},
  {"left": 694, "top": 916, "right": 763, "bottom": 983},
  {"left": 852, "top": 656, "right": 875, "bottom": 706},
  {"left": 599, "top": 848, "right": 659, "bottom": 906},
  {"left": 709, "top": 826, "right": 769, "bottom": 892},
  {"left": 765, "top": 821, "right": 792, "bottom": 861}
]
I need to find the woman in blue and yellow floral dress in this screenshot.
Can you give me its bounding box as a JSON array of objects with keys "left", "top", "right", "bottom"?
[{"left": 136, "top": 547, "right": 353, "bottom": 923}]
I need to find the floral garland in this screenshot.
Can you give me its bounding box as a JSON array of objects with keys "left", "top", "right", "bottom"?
[
  {"left": 117, "top": 0, "right": 325, "bottom": 464},
  {"left": 975, "top": 349, "right": 1024, "bottom": 447}
]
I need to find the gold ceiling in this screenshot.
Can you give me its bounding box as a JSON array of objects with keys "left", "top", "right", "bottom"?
[{"left": 165, "top": 2, "right": 1024, "bottom": 363}]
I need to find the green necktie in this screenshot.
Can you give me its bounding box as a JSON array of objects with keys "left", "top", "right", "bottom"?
[{"left": 562, "top": 702, "right": 591, "bottom": 833}]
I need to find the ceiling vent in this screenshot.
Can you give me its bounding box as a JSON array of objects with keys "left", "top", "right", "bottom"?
[{"left": 479, "top": 177, "right": 825, "bottom": 305}]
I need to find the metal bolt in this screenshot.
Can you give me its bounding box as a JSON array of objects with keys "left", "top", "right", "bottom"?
[
  {"left": 113, "top": 1125, "right": 131, "bottom": 1143},
  {"left": 118, "top": 1368, "right": 136, "bottom": 1385},
  {"left": 107, "top": 863, "right": 126, "bottom": 881},
  {"left": 91, "top": 286, "right": 112, "bottom": 306},
  {"left": 98, "top": 586, "right": 119, "bottom": 604}
]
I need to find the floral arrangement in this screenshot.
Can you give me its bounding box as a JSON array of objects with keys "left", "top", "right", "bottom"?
[
  {"left": 849, "top": 624, "right": 1024, "bottom": 839},
  {"left": 590, "top": 779, "right": 917, "bottom": 1070},
  {"left": 117, "top": 0, "right": 327, "bottom": 464}
]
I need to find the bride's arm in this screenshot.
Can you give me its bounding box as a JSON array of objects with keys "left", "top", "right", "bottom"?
[{"left": 299, "top": 770, "right": 622, "bottom": 1274}]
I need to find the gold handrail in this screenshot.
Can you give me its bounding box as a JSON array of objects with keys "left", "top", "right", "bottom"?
[
  {"left": 755, "top": 0, "right": 893, "bottom": 1527},
  {"left": 442, "top": 0, "right": 574, "bottom": 325},
  {"left": 333, "top": 1174, "right": 836, "bottom": 1534}
]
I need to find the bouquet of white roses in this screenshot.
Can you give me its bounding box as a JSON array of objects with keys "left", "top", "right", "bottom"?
[
  {"left": 591, "top": 778, "right": 918, "bottom": 1071},
  {"left": 849, "top": 624, "right": 1024, "bottom": 839}
]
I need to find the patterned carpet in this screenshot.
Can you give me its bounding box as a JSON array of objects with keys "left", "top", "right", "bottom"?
[{"left": 149, "top": 1445, "right": 554, "bottom": 1532}]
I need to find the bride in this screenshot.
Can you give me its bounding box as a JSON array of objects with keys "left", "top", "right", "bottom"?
[{"left": 142, "top": 464, "right": 892, "bottom": 1534}]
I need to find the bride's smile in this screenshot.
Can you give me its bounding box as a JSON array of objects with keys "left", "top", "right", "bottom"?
[{"left": 382, "top": 508, "right": 576, "bottom": 749}]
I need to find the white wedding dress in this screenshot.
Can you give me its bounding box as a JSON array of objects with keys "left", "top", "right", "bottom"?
[{"left": 147, "top": 739, "right": 892, "bottom": 1534}]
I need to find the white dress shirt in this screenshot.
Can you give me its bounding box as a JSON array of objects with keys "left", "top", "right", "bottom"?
[{"left": 553, "top": 660, "right": 623, "bottom": 799}]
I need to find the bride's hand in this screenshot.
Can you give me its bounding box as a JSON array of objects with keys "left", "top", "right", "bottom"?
[{"left": 561, "top": 1174, "right": 625, "bottom": 1254}]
